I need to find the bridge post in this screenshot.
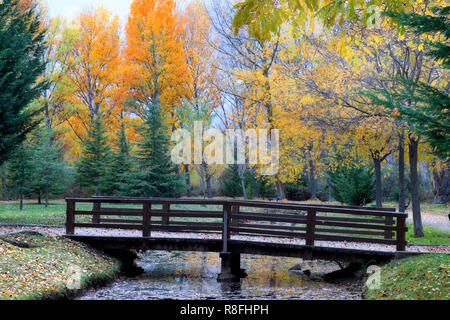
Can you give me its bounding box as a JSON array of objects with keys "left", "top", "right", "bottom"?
[
  {"left": 143, "top": 202, "right": 151, "bottom": 237},
  {"left": 218, "top": 252, "right": 247, "bottom": 282},
  {"left": 218, "top": 203, "right": 247, "bottom": 281},
  {"left": 222, "top": 204, "right": 230, "bottom": 252},
  {"left": 92, "top": 202, "right": 101, "bottom": 224},
  {"left": 396, "top": 216, "right": 406, "bottom": 251},
  {"left": 66, "top": 200, "right": 75, "bottom": 235},
  {"left": 306, "top": 208, "right": 316, "bottom": 246}
]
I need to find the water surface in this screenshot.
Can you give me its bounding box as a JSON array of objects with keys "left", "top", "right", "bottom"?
[{"left": 78, "top": 251, "right": 362, "bottom": 300}]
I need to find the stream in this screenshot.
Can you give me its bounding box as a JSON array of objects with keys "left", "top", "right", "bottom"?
[{"left": 78, "top": 251, "right": 363, "bottom": 300}]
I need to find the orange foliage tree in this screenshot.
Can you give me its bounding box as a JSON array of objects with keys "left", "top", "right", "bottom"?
[
  {"left": 125, "top": 0, "right": 190, "bottom": 122},
  {"left": 60, "top": 7, "right": 123, "bottom": 158}
]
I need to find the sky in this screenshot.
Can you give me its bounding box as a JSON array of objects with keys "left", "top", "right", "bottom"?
[
  {"left": 46, "top": 0, "right": 133, "bottom": 22},
  {"left": 45, "top": 0, "right": 195, "bottom": 23}
]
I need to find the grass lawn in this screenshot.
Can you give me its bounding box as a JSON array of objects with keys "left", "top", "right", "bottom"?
[
  {"left": 406, "top": 223, "right": 450, "bottom": 245},
  {"left": 0, "top": 200, "right": 85, "bottom": 226},
  {"left": 364, "top": 254, "right": 450, "bottom": 300},
  {"left": 0, "top": 231, "right": 120, "bottom": 300}
]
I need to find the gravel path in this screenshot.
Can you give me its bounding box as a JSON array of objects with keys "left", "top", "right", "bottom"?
[
  {"left": 406, "top": 211, "right": 450, "bottom": 231},
  {"left": 1, "top": 225, "right": 448, "bottom": 254}
]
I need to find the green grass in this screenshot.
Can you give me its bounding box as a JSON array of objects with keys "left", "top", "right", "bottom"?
[
  {"left": 378, "top": 201, "right": 449, "bottom": 215},
  {"left": 0, "top": 200, "right": 229, "bottom": 226},
  {"left": 406, "top": 223, "right": 450, "bottom": 245},
  {"left": 0, "top": 231, "right": 120, "bottom": 300},
  {"left": 364, "top": 254, "right": 450, "bottom": 300},
  {"left": 0, "top": 200, "right": 86, "bottom": 226}
]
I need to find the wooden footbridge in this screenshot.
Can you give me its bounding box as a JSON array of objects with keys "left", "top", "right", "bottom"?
[{"left": 64, "top": 197, "right": 413, "bottom": 281}]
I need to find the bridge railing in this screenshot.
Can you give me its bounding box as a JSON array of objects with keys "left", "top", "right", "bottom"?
[{"left": 65, "top": 197, "right": 408, "bottom": 251}]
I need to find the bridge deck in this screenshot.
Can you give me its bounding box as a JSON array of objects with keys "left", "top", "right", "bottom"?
[{"left": 66, "top": 233, "right": 420, "bottom": 265}]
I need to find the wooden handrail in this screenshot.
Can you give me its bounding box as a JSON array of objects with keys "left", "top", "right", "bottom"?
[{"left": 65, "top": 197, "right": 408, "bottom": 251}]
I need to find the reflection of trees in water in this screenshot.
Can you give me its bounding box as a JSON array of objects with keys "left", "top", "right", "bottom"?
[{"left": 138, "top": 251, "right": 332, "bottom": 299}]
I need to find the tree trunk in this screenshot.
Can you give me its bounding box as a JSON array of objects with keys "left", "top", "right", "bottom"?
[
  {"left": 37, "top": 195, "right": 42, "bottom": 205},
  {"left": 373, "top": 157, "right": 383, "bottom": 208},
  {"left": 206, "top": 173, "right": 213, "bottom": 199},
  {"left": 45, "top": 187, "right": 49, "bottom": 208},
  {"left": 44, "top": 101, "right": 52, "bottom": 129},
  {"left": 309, "top": 159, "right": 316, "bottom": 199},
  {"left": 1, "top": 167, "right": 8, "bottom": 201},
  {"left": 184, "top": 164, "right": 192, "bottom": 197},
  {"left": 240, "top": 178, "right": 247, "bottom": 200},
  {"left": 200, "top": 162, "right": 206, "bottom": 198},
  {"left": 275, "top": 176, "right": 285, "bottom": 200},
  {"left": 432, "top": 164, "right": 450, "bottom": 203},
  {"left": 409, "top": 136, "right": 424, "bottom": 237},
  {"left": 19, "top": 192, "right": 23, "bottom": 211},
  {"left": 237, "top": 164, "right": 247, "bottom": 200},
  {"left": 398, "top": 131, "right": 406, "bottom": 213}
]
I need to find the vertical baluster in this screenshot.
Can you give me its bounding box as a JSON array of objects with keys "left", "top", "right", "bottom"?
[
  {"left": 162, "top": 203, "right": 170, "bottom": 226},
  {"left": 92, "top": 202, "right": 101, "bottom": 224},
  {"left": 230, "top": 204, "right": 239, "bottom": 235},
  {"left": 384, "top": 213, "right": 394, "bottom": 240}
]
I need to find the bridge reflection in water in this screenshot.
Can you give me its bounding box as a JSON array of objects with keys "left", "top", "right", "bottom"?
[{"left": 64, "top": 197, "right": 414, "bottom": 281}]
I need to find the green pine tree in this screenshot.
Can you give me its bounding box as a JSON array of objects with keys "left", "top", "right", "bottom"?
[
  {"left": 108, "top": 122, "right": 135, "bottom": 196},
  {"left": 29, "top": 126, "right": 70, "bottom": 207},
  {"left": 0, "top": 0, "right": 47, "bottom": 166},
  {"left": 255, "top": 175, "right": 277, "bottom": 199},
  {"left": 129, "top": 104, "right": 185, "bottom": 198},
  {"left": 222, "top": 165, "right": 244, "bottom": 198},
  {"left": 329, "top": 163, "right": 376, "bottom": 207},
  {"left": 76, "top": 114, "right": 112, "bottom": 196},
  {"left": 6, "top": 140, "right": 35, "bottom": 210}
]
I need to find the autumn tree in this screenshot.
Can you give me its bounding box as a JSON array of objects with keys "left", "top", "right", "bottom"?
[
  {"left": 62, "top": 7, "right": 123, "bottom": 158},
  {"left": 208, "top": 0, "right": 286, "bottom": 198},
  {"left": 231, "top": 0, "right": 410, "bottom": 41},
  {"left": 125, "top": 0, "right": 189, "bottom": 121},
  {"left": 360, "top": 1, "right": 447, "bottom": 236},
  {"left": 179, "top": 0, "right": 220, "bottom": 197},
  {"left": 39, "top": 16, "right": 78, "bottom": 130}
]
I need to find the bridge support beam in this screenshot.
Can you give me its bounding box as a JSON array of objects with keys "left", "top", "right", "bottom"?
[{"left": 217, "top": 252, "right": 247, "bottom": 282}]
